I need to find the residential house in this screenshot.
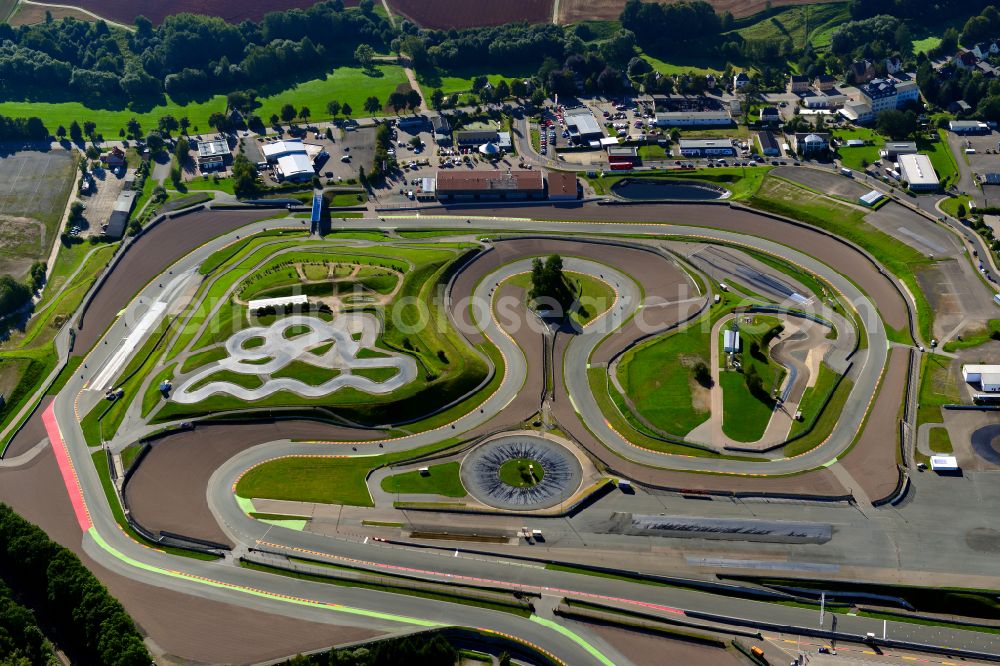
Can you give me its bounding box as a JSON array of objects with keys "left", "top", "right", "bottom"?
[
  {"left": 787, "top": 75, "right": 810, "bottom": 93},
  {"left": 953, "top": 50, "right": 980, "bottom": 71},
  {"left": 430, "top": 114, "right": 452, "bottom": 144},
  {"left": 101, "top": 146, "right": 126, "bottom": 169},
  {"left": 885, "top": 56, "right": 904, "bottom": 76},
  {"left": 973, "top": 40, "right": 1000, "bottom": 59},
  {"left": 813, "top": 74, "right": 837, "bottom": 92},
  {"left": 789, "top": 132, "right": 830, "bottom": 156},
  {"left": 849, "top": 59, "right": 875, "bottom": 83},
  {"left": 734, "top": 72, "right": 750, "bottom": 90},
  {"left": 756, "top": 131, "right": 780, "bottom": 156},
  {"left": 948, "top": 100, "right": 973, "bottom": 114},
  {"left": 977, "top": 61, "right": 998, "bottom": 77},
  {"left": 758, "top": 106, "right": 781, "bottom": 124}
]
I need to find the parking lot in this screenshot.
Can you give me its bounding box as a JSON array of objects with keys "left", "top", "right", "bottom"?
[
  {"left": 954, "top": 130, "right": 1000, "bottom": 181},
  {"left": 78, "top": 165, "right": 127, "bottom": 238},
  {"left": 372, "top": 119, "right": 540, "bottom": 206}
]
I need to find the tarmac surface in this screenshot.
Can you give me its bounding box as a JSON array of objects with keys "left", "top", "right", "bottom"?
[
  {"left": 125, "top": 420, "right": 386, "bottom": 545},
  {"left": 460, "top": 434, "right": 583, "bottom": 510},
  {"left": 7, "top": 204, "right": 960, "bottom": 666},
  {"left": 570, "top": 619, "right": 747, "bottom": 666},
  {"left": 839, "top": 348, "right": 910, "bottom": 505},
  {"left": 970, "top": 424, "right": 1000, "bottom": 466},
  {"left": 3, "top": 395, "right": 52, "bottom": 457},
  {"left": 438, "top": 203, "right": 910, "bottom": 334},
  {"left": 171, "top": 314, "right": 417, "bottom": 403},
  {"left": 0, "top": 447, "right": 384, "bottom": 664},
  {"left": 74, "top": 209, "right": 278, "bottom": 351},
  {"left": 772, "top": 166, "right": 873, "bottom": 201}
]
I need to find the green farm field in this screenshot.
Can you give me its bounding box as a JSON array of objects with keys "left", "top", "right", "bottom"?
[
  {"left": 733, "top": 3, "right": 850, "bottom": 52},
  {"left": 0, "top": 65, "right": 406, "bottom": 138}
]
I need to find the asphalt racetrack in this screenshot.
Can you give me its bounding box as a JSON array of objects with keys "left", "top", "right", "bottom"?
[
  {"left": 74, "top": 209, "right": 280, "bottom": 352},
  {"left": 3, "top": 201, "right": 955, "bottom": 666}
]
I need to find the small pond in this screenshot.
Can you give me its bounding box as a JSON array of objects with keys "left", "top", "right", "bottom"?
[{"left": 611, "top": 178, "right": 728, "bottom": 201}]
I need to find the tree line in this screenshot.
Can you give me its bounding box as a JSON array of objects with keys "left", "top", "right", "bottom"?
[
  {"left": 0, "top": 0, "right": 392, "bottom": 106},
  {"left": 0, "top": 503, "right": 150, "bottom": 665},
  {"left": 848, "top": 0, "right": 995, "bottom": 24}
]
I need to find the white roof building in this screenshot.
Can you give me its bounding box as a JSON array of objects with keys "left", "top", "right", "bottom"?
[
  {"left": 564, "top": 109, "right": 604, "bottom": 140},
  {"left": 248, "top": 294, "right": 308, "bottom": 312},
  {"left": 839, "top": 100, "right": 874, "bottom": 123},
  {"left": 897, "top": 153, "right": 939, "bottom": 191},
  {"left": 930, "top": 455, "right": 959, "bottom": 472},
  {"left": 949, "top": 120, "right": 989, "bottom": 134},
  {"left": 723, "top": 329, "right": 741, "bottom": 353},
  {"left": 655, "top": 111, "right": 732, "bottom": 127},
  {"left": 859, "top": 190, "right": 884, "bottom": 207},
  {"left": 276, "top": 153, "right": 315, "bottom": 181},
  {"left": 262, "top": 139, "right": 307, "bottom": 162},
  {"left": 802, "top": 94, "right": 847, "bottom": 109},
  {"left": 963, "top": 364, "right": 1000, "bottom": 392}
]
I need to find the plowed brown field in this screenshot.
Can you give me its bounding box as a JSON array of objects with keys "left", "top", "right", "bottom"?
[
  {"left": 388, "top": 0, "right": 553, "bottom": 29},
  {"left": 41, "top": 0, "right": 356, "bottom": 25},
  {"left": 557, "top": 0, "right": 838, "bottom": 24}
]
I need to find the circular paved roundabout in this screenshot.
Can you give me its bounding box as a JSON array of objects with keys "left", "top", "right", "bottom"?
[{"left": 460, "top": 434, "right": 583, "bottom": 510}]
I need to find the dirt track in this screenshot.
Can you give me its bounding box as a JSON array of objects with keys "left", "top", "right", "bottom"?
[
  {"left": 840, "top": 348, "right": 908, "bottom": 503},
  {"left": 0, "top": 448, "right": 382, "bottom": 664},
  {"left": 126, "top": 420, "right": 386, "bottom": 545},
  {"left": 443, "top": 203, "right": 910, "bottom": 334},
  {"left": 74, "top": 209, "right": 276, "bottom": 352}
]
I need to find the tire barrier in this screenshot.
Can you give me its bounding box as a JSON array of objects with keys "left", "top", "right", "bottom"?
[{"left": 460, "top": 435, "right": 583, "bottom": 510}]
